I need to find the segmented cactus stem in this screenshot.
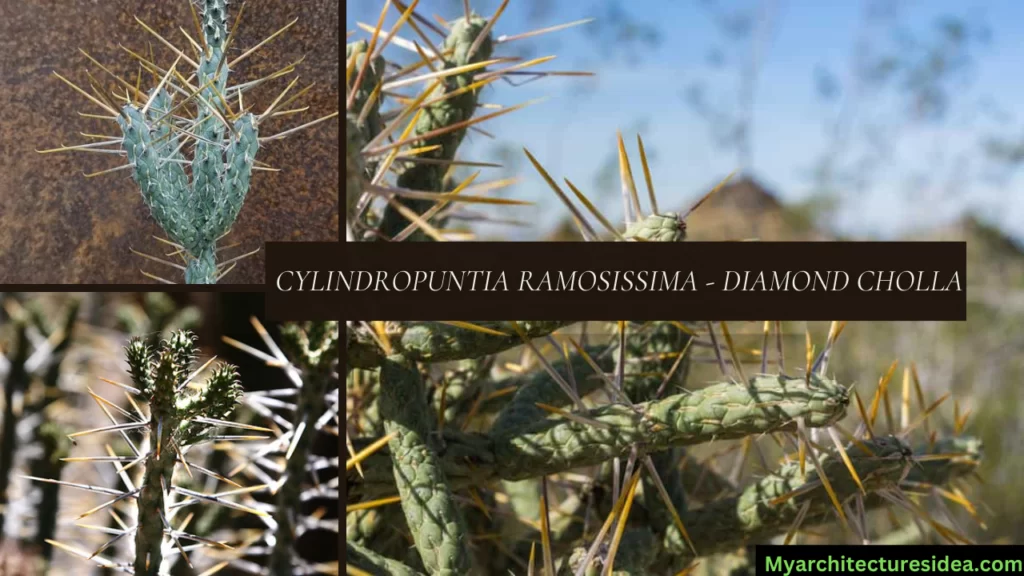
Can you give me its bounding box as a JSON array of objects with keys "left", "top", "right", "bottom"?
[
  {"left": 377, "top": 15, "right": 495, "bottom": 241},
  {"left": 379, "top": 355, "right": 472, "bottom": 574}
]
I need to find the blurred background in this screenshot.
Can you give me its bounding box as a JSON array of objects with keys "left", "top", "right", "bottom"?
[
  {"left": 346, "top": 0, "right": 1024, "bottom": 547},
  {"left": 348, "top": 0, "right": 1024, "bottom": 243}
]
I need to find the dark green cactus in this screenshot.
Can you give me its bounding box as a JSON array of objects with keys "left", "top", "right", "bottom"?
[
  {"left": 218, "top": 320, "right": 341, "bottom": 574},
  {"left": 29, "top": 330, "right": 261, "bottom": 575},
  {"left": 128, "top": 332, "right": 243, "bottom": 575},
  {"left": 377, "top": 15, "right": 495, "bottom": 242},
  {"left": 268, "top": 322, "right": 339, "bottom": 575}
]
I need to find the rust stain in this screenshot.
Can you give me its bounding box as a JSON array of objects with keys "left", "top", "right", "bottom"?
[{"left": 0, "top": 0, "right": 339, "bottom": 283}]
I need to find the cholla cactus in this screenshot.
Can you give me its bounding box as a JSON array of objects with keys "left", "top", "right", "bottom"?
[
  {"left": 27, "top": 330, "right": 269, "bottom": 575},
  {"left": 345, "top": 321, "right": 985, "bottom": 575},
  {"left": 215, "top": 320, "right": 340, "bottom": 575},
  {"left": 524, "top": 131, "right": 737, "bottom": 242},
  {"left": 43, "top": 0, "right": 338, "bottom": 283},
  {"left": 346, "top": 1, "right": 593, "bottom": 242}
]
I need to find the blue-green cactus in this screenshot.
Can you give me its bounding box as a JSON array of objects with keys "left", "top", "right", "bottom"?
[
  {"left": 116, "top": 1, "right": 258, "bottom": 284},
  {"left": 47, "top": 0, "right": 338, "bottom": 283}
]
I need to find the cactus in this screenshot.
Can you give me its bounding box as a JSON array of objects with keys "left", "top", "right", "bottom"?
[
  {"left": 215, "top": 319, "right": 340, "bottom": 575},
  {"left": 346, "top": 2, "right": 593, "bottom": 241},
  {"left": 25, "top": 330, "right": 267, "bottom": 575},
  {"left": 345, "top": 321, "right": 987, "bottom": 575},
  {"left": 44, "top": 1, "right": 338, "bottom": 283}
]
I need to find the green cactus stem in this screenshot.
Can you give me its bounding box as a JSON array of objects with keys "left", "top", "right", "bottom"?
[
  {"left": 665, "top": 435, "right": 913, "bottom": 562},
  {"left": 348, "top": 321, "right": 572, "bottom": 369},
  {"left": 379, "top": 354, "right": 472, "bottom": 575},
  {"left": 346, "top": 41, "right": 385, "bottom": 144},
  {"left": 646, "top": 439, "right": 981, "bottom": 569},
  {"left": 347, "top": 113, "right": 367, "bottom": 223},
  {"left": 348, "top": 540, "right": 426, "bottom": 576},
  {"left": 350, "top": 374, "right": 850, "bottom": 495},
  {"left": 494, "top": 374, "right": 848, "bottom": 480},
  {"left": 430, "top": 358, "right": 492, "bottom": 427},
  {"left": 128, "top": 332, "right": 243, "bottom": 575},
  {"left": 377, "top": 14, "right": 495, "bottom": 241},
  {"left": 490, "top": 346, "right": 615, "bottom": 435}
]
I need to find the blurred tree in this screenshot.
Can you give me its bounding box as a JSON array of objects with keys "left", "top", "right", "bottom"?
[
  {"left": 806, "top": 1, "right": 991, "bottom": 225},
  {"left": 683, "top": 0, "right": 784, "bottom": 174}
]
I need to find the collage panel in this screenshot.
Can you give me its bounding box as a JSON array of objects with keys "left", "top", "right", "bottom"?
[
  {"left": 346, "top": 320, "right": 1009, "bottom": 574},
  {"left": 0, "top": 293, "right": 339, "bottom": 574},
  {"left": 343, "top": 0, "right": 1021, "bottom": 572},
  {"left": 346, "top": 0, "right": 1018, "bottom": 249},
  {"left": 0, "top": 1, "right": 340, "bottom": 284}
]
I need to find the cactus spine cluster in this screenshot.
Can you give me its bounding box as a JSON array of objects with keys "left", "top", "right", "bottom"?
[{"left": 346, "top": 321, "right": 985, "bottom": 575}]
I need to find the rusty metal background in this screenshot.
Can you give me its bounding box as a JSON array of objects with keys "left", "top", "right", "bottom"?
[{"left": 0, "top": 0, "right": 340, "bottom": 284}]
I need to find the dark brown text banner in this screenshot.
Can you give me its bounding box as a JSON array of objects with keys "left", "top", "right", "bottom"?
[{"left": 265, "top": 241, "right": 966, "bottom": 321}]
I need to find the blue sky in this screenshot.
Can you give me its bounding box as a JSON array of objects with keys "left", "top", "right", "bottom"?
[{"left": 348, "top": 0, "right": 1024, "bottom": 242}]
